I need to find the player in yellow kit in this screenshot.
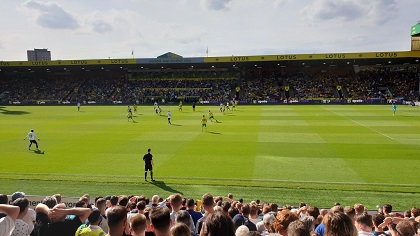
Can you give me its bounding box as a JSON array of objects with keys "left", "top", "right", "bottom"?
[
  {"left": 201, "top": 115, "right": 207, "bottom": 132},
  {"left": 208, "top": 110, "right": 219, "bottom": 122}
]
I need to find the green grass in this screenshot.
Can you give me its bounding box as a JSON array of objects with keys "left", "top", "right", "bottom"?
[{"left": 0, "top": 105, "right": 419, "bottom": 210}]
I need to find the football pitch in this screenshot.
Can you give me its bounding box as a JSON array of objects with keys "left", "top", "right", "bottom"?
[{"left": 1, "top": 104, "right": 419, "bottom": 210}]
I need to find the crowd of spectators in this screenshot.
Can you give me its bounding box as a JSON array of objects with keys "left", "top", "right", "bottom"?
[
  {"left": 239, "top": 77, "right": 282, "bottom": 101},
  {"left": 0, "top": 69, "right": 418, "bottom": 104},
  {"left": 1, "top": 191, "right": 419, "bottom": 236},
  {"left": 286, "top": 75, "right": 336, "bottom": 99},
  {"left": 117, "top": 79, "right": 236, "bottom": 103}
]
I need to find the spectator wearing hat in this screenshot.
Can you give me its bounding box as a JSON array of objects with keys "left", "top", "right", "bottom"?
[
  {"left": 11, "top": 192, "right": 36, "bottom": 233},
  {"left": 10, "top": 198, "right": 31, "bottom": 236},
  {"left": 75, "top": 209, "right": 106, "bottom": 235},
  {"left": 0, "top": 203, "right": 20, "bottom": 236}
]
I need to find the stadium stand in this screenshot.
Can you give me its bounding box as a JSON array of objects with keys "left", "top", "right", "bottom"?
[
  {"left": 1, "top": 192, "right": 419, "bottom": 236},
  {"left": 0, "top": 66, "right": 418, "bottom": 105}
]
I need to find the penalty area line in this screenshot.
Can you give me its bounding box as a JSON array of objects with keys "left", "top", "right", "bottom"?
[{"left": 322, "top": 107, "right": 394, "bottom": 140}]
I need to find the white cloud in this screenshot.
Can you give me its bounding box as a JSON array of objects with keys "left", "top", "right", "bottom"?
[
  {"left": 200, "top": 0, "right": 232, "bottom": 11},
  {"left": 301, "top": 0, "right": 398, "bottom": 26},
  {"left": 21, "top": 0, "right": 79, "bottom": 30}
]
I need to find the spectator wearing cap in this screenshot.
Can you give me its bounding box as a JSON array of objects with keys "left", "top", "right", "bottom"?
[
  {"left": 75, "top": 209, "right": 106, "bottom": 236},
  {"left": 11, "top": 192, "right": 36, "bottom": 233},
  {"left": 0, "top": 203, "right": 20, "bottom": 236},
  {"left": 10, "top": 198, "right": 30, "bottom": 236},
  {"left": 257, "top": 213, "right": 276, "bottom": 234}
]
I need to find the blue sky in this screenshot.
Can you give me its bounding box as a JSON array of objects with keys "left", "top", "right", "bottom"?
[{"left": 0, "top": 0, "right": 419, "bottom": 60}]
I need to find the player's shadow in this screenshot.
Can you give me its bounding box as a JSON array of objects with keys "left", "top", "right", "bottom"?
[
  {"left": 171, "top": 124, "right": 182, "bottom": 126},
  {"left": 208, "top": 131, "right": 222, "bottom": 135},
  {"left": 149, "top": 181, "right": 183, "bottom": 194},
  {"left": 0, "top": 107, "right": 31, "bottom": 115},
  {"left": 33, "top": 150, "right": 45, "bottom": 154}
]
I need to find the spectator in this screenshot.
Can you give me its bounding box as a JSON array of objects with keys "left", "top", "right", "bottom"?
[
  {"left": 107, "top": 206, "right": 127, "bottom": 236},
  {"left": 287, "top": 220, "right": 311, "bottom": 236},
  {"left": 174, "top": 210, "right": 197, "bottom": 236},
  {"left": 75, "top": 209, "right": 106, "bottom": 235},
  {"left": 195, "top": 193, "right": 215, "bottom": 234},
  {"left": 322, "top": 211, "right": 357, "bottom": 236},
  {"left": 355, "top": 214, "right": 374, "bottom": 236},
  {"left": 105, "top": 196, "right": 119, "bottom": 217},
  {"left": 273, "top": 209, "right": 299, "bottom": 236},
  {"left": 11, "top": 192, "right": 36, "bottom": 233},
  {"left": 344, "top": 207, "right": 356, "bottom": 224},
  {"left": 95, "top": 197, "right": 109, "bottom": 233},
  {"left": 150, "top": 207, "right": 171, "bottom": 236},
  {"left": 354, "top": 204, "right": 365, "bottom": 216},
  {"left": 391, "top": 220, "right": 416, "bottom": 236},
  {"left": 256, "top": 213, "right": 275, "bottom": 234},
  {"left": 232, "top": 204, "right": 257, "bottom": 231},
  {"left": 382, "top": 205, "right": 393, "bottom": 217},
  {"left": 250, "top": 204, "right": 262, "bottom": 225},
  {"left": 372, "top": 214, "right": 389, "bottom": 236},
  {"left": 0, "top": 203, "right": 20, "bottom": 236},
  {"left": 130, "top": 213, "right": 147, "bottom": 236},
  {"left": 235, "top": 225, "right": 249, "bottom": 236},
  {"left": 10, "top": 198, "right": 31, "bottom": 236},
  {"left": 201, "top": 211, "right": 235, "bottom": 236},
  {"left": 171, "top": 223, "right": 190, "bottom": 236},
  {"left": 33, "top": 198, "right": 91, "bottom": 236},
  {"left": 186, "top": 199, "right": 202, "bottom": 226}
]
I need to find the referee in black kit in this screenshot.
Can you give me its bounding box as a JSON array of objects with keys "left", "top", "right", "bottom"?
[{"left": 143, "top": 148, "right": 155, "bottom": 181}]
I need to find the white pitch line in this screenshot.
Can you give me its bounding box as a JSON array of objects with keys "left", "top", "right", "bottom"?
[{"left": 323, "top": 107, "right": 394, "bottom": 140}]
